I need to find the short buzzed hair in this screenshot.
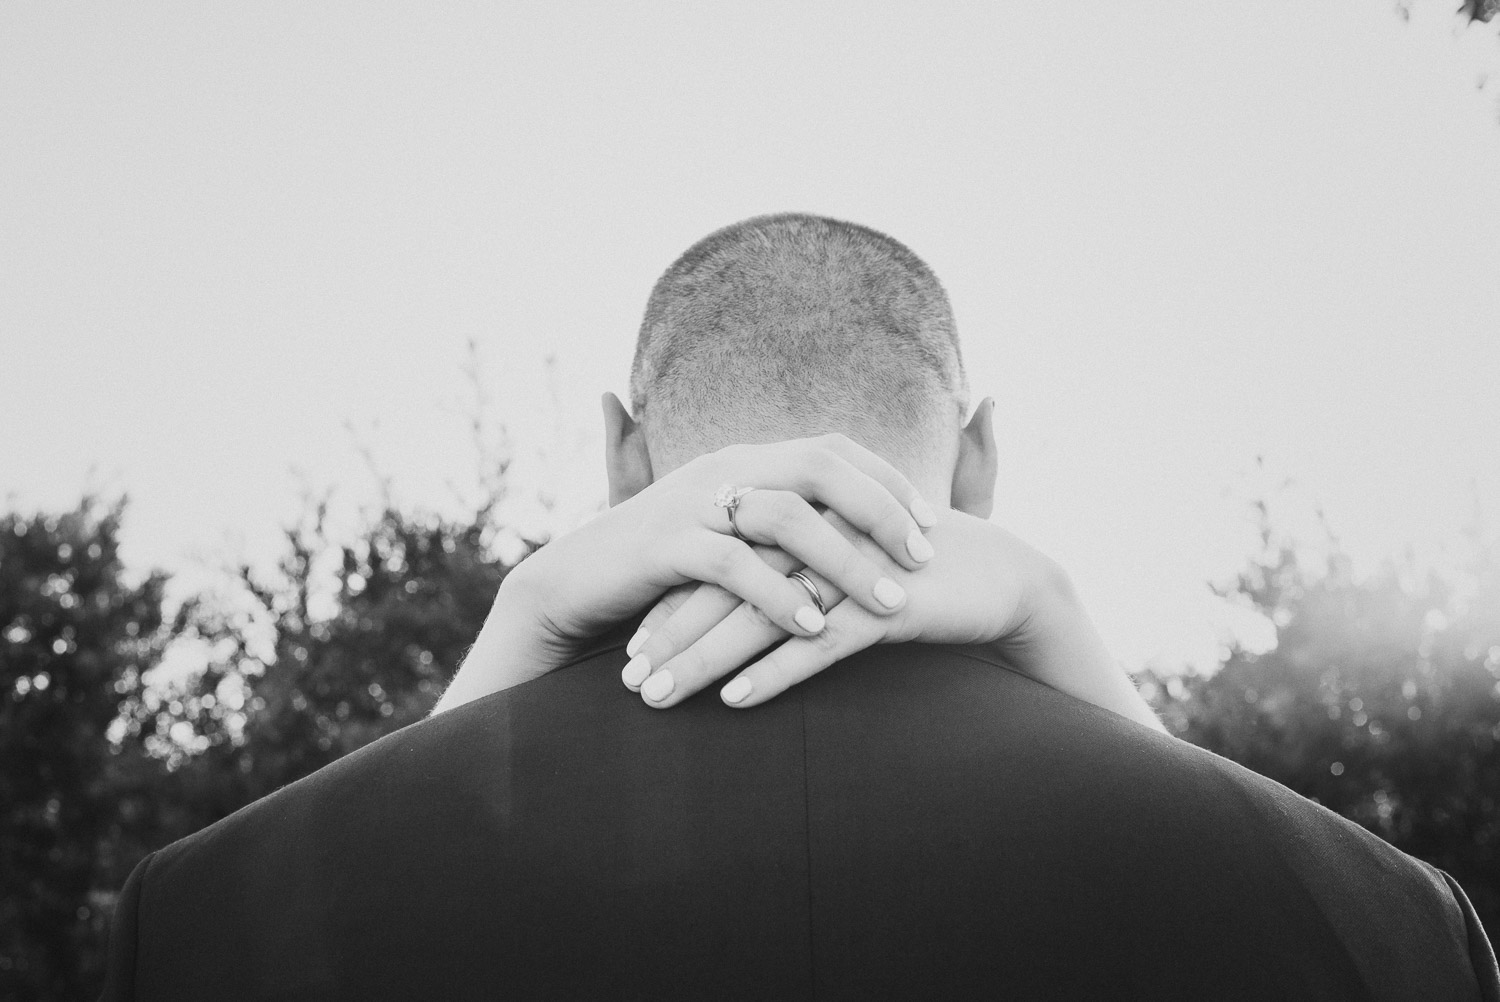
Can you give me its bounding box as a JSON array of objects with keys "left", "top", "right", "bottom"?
[{"left": 629, "top": 214, "right": 968, "bottom": 477}]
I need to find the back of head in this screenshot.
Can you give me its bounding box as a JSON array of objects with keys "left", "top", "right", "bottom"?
[{"left": 630, "top": 214, "right": 969, "bottom": 482}]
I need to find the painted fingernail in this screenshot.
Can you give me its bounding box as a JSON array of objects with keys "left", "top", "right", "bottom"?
[
  {"left": 906, "top": 529, "right": 935, "bottom": 563},
  {"left": 626, "top": 627, "right": 649, "bottom": 658},
  {"left": 722, "top": 676, "right": 753, "bottom": 704},
  {"left": 873, "top": 577, "right": 906, "bottom": 609},
  {"left": 910, "top": 496, "right": 937, "bottom": 528},
  {"left": 622, "top": 654, "right": 651, "bottom": 689},
  {"left": 642, "top": 669, "right": 674, "bottom": 702},
  {"left": 794, "top": 605, "right": 826, "bottom": 633}
]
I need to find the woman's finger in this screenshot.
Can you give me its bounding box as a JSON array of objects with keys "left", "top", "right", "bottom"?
[
  {"left": 718, "top": 600, "right": 885, "bottom": 709},
  {"left": 701, "top": 436, "right": 932, "bottom": 573},
  {"left": 729, "top": 488, "right": 908, "bottom": 616},
  {"left": 626, "top": 583, "right": 699, "bottom": 661},
  {"left": 639, "top": 600, "right": 788, "bottom": 708},
  {"left": 628, "top": 540, "right": 799, "bottom": 677},
  {"left": 807, "top": 432, "right": 939, "bottom": 529},
  {"left": 623, "top": 582, "right": 740, "bottom": 690},
  {"left": 669, "top": 533, "right": 833, "bottom": 645},
  {"left": 785, "top": 448, "right": 934, "bottom": 571},
  {"left": 628, "top": 529, "right": 865, "bottom": 692},
  {"left": 638, "top": 566, "right": 846, "bottom": 708}
]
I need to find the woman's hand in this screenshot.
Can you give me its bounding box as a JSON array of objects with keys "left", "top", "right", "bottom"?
[
  {"left": 433, "top": 434, "right": 938, "bottom": 713},
  {"left": 625, "top": 509, "right": 1166, "bottom": 733}
]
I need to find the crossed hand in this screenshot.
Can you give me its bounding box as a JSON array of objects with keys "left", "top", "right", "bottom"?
[
  {"left": 622, "top": 499, "right": 1048, "bottom": 709},
  {"left": 436, "top": 431, "right": 1113, "bottom": 722}
]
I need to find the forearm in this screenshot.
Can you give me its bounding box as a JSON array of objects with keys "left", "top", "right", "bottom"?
[
  {"left": 433, "top": 568, "right": 553, "bottom": 715},
  {"left": 1015, "top": 575, "right": 1167, "bottom": 735}
]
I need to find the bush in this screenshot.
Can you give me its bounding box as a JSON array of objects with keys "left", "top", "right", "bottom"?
[
  {"left": 0, "top": 499, "right": 172, "bottom": 1000},
  {"left": 1147, "top": 503, "right": 1500, "bottom": 941}
]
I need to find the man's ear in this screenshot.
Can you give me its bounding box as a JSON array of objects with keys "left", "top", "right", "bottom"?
[
  {"left": 602, "top": 392, "right": 654, "bottom": 506},
  {"left": 950, "top": 397, "right": 998, "bottom": 519}
]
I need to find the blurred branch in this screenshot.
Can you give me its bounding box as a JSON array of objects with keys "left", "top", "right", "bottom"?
[
  {"left": 450, "top": 338, "right": 512, "bottom": 519},
  {"left": 343, "top": 419, "right": 396, "bottom": 512}
]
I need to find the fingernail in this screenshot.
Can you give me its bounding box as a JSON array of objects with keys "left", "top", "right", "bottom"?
[
  {"left": 794, "top": 605, "right": 825, "bottom": 633},
  {"left": 622, "top": 654, "right": 651, "bottom": 689},
  {"left": 626, "top": 627, "right": 649, "bottom": 658},
  {"left": 873, "top": 577, "right": 905, "bottom": 609},
  {"left": 906, "top": 529, "right": 935, "bottom": 563},
  {"left": 910, "top": 496, "right": 937, "bottom": 528},
  {"left": 722, "top": 676, "right": 753, "bottom": 704},
  {"left": 642, "top": 669, "right": 674, "bottom": 702}
]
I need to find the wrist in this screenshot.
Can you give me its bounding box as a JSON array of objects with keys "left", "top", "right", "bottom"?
[
  {"left": 432, "top": 562, "right": 555, "bottom": 714},
  {"left": 1019, "top": 581, "right": 1167, "bottom": 734}
]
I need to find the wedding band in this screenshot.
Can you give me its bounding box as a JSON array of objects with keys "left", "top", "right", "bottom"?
[
  {"left": 714, "top": 484, "right": 756, "bottom": 543},
  {"left": 788, "top": 571, "right": 827, "bottom": 616}
]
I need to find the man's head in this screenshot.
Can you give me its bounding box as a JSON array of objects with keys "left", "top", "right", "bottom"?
[{"left": 605, "top": 213, "right": 998, "bottom": 514}]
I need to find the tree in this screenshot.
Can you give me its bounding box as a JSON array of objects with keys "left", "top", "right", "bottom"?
[
  {"left": 144, "top": 496, "right": 525, "bottom": 823},
  {"left": 0, "top": 498, "right": 172, "bottom": 1001},
  {"left": 0, "top": 480, "right": 526, "bottom": 1000},
  {"left": 1147, "top": 502, "right": 1500, "bottom": 941},
  {"left": 1462, "top": 0, "right": 1500, "bottom": 24}
]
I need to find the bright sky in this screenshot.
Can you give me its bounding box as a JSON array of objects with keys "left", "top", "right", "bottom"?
[{"left": 3, "top": 1, "right": 1498, "bottom": 672}]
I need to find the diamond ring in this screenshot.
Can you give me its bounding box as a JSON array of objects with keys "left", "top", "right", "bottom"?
[{"left": 713, "top": 485, "right": 757, "bottom": 542}]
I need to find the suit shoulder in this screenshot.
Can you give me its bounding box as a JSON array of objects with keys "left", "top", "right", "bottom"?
[
  {"left": 148, "top": 686, "right": 515, "bottom": 876},
  {"left": 147, "top": 641, "right": 635, "bottom": 878},
  {"left": 857, "top": 641, "right": 1467, "bottom": 937}
]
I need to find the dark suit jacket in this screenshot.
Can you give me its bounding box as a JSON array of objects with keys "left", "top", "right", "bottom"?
[{"left": 103, "top": 631, "right": 1498, "bottom": 1000}]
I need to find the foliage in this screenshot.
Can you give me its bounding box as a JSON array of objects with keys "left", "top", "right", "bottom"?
[
  {"left": 0, "top": 492, "right": 523, "bottom": 1001},
  {"left": 0, "top": 499, "right": 173, "bottom": 1001},
  {"left": 160, "top": 498, "right": 522, "bottom": 813},
  {"left": 1146, "top": 502, "right": 1500, "bottom": 941},
  {"left": 1461, "top": 0, "right": 1500, "bottom": 24}
]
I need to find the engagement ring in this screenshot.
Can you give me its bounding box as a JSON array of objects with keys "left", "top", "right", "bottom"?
[{"left": 714, "top": 484, "right": 756, "bottom": 542}]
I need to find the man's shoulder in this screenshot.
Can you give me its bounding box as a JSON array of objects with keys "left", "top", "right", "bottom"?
[
  {"left": 146, "top": 631, "right": 779, "bottom": 877},
  {"left": 127, "top": 639, "right": 820, "bottom": 999},
  {"left": 122, "top": 639, "right": 1492, "bottom": 1000},
  {"left": 826, "top": 640, "right": 1453, "bottom": 894},
  {"left": 795, "top": 641, "right": 1489, "bottom": 998},
  {"left": 149, "top": 666, "right": 569, "bottom": 875}
]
